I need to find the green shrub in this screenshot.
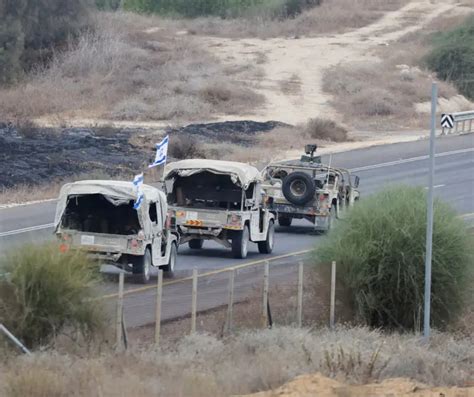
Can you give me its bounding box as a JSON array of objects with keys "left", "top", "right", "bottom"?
[
  {"left": 0, "top": 243, "right": 105, "bottom": 348},
  {"left": 425, "top": 14, "right": 474, "bottom": 100},
  {"left": 314, "top": 186, "right": 473, "bottom": 331},
  {"left": 123, "top": 0, "right": 321, "bottom": 19}
]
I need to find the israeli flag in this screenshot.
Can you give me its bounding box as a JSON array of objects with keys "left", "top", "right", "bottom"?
[
  {"left": 132, "top": 173, "right": 144, "bottom": 210},
  {"left": 149, "top": 135, "right": 169, "bottom": 168},
  {"left": 133, "top": 191, "right": 144, "bottom": 210},
  {"left": 132, "top": 173, "right": 144, "bottom": 193}
]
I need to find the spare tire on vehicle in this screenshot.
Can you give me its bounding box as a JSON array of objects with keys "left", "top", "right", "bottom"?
[{"left": 282, "top": 172, "right": 316, "bottom": 206}]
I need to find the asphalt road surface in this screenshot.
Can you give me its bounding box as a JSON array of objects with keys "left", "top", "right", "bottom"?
[{"left": 1, "top": 133, "right": 473, "bottom": 328}]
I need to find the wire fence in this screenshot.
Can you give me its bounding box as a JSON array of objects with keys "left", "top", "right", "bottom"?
[{"left": 107, "top": 252, "right": 340, "bottom": 350}]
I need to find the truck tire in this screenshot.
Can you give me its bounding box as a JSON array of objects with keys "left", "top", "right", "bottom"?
[
  {"left": 232, "top": 225, "right": 249, "bottom": 259},
  {"left": 132, "top": 248, "right": 152, "bottom": 284},
  {"left": 189, "top": 239, "right": 203, "bottom": 249},
  {"left": 282, "top": 172, "right": 316, "bottom": 206},
  {"left": 162, "top": 242, "right": 177, "bottom": 277},
  {"left": 258, "top": 220, "right": 275, "bottom": 254},
  {"left": 278, "top": 215, "right": 292, "bottom": 227}
]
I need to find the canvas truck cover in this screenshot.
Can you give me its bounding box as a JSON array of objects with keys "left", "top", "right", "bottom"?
[
  {"left": 54, "top": 180, "right": 167, "bottom": 236},
  {"left": 164, "top": 159, "right": 262, "bottom": 189}
]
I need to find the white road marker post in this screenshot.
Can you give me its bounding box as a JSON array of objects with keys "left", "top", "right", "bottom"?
[
  {"left": 191, "top": 268, "right": 198, "bottom": 334},
  {"left": 330, "top": 261, "right": 336, "bottom": 329},
  {"left": 155, "top": 269, "right": 163, "bottom": 346},
  {"left": 424, "top": 82, "right": 437, "bottom": 342},
  {"left": 297, "top": 261, "right": 304, "bottom": 328}
]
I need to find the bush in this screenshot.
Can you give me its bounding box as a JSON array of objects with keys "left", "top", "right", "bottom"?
[
  {"left": 304, "top": 118, "right": 348, "bottom": 142},
  {"left": 168, "top": 134, "right": 208, "bottom": 159},
  {"left": 0, "top": 244, "right": 105, "bottom": 348},
  {"left": 314, "top": 186, "right": 473, "bottom": 331},
  {"left": 425, "top": 14, "right": 474, "bottom": 100},
  {"left": 123, "top": 0, "right": 321, "bottom": 19}
]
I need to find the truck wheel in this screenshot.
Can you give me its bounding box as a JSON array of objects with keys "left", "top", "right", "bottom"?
[
  {"left": 132, "top": 248, "right": 152, "bottom": 284},
  {"left": 282, "top": 172, "right": 316, "bottom": 206},
  {"left": 258, "top": 220, "right": 275, "bottom": 254},
  {"left": 188, "top": 239, "right": 203, "bottom": 249},
  {"left": 232, "top": 225, "right": 249, "bottom": 259},
  {"left": 278, "top": 215, "right": 292, "bottom": 227},
  {"left": 162, "top": 242, "right": 177, "bottom": 277}
]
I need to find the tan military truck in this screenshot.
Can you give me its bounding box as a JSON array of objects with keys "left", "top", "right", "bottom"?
[
  {"left": 54, "top": 180, "right": 179, "bottom": 283},
  {"left": 164, "top": 159, "right": 275, "bottom": 259},
  {"left": 262, "top": 145, "right": 360, "bottom": 232}
]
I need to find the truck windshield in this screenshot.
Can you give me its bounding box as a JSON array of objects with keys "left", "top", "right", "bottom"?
[
  {"left": 168, "top": 172, "right": 243, "bottom": 210},
  {"left": 61, "top": 194, "right": 140, "bottom": 235}
]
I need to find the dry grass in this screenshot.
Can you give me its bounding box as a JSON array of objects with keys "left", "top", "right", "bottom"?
[
  {"left": 0, "top": 12, "right": 264, "bottom": 124},
  {"left": 177, "top": 0, "right": 409, "bottom": 38},
  {"left": 1, "top": 326, "right": 472, "bottom": 397},
  {"left": 323, "top": 60, "right": 458, "bottom": 129},
  {"left": 322, "top": 10, "right": 472, "bottom": 130}
]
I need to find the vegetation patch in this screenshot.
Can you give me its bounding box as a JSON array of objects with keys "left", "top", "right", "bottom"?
[
  {"left": 123, "top": 0, "right": 321, "bottom": 19},
  {"left": 425, "top": 14, "right": 474, "bottom": 101},
  {"left": 0, "top": 243, "right": 105, "bottom": 348},
  {"left": 314, "top": 186, "right": 474, "bottom": 331}
]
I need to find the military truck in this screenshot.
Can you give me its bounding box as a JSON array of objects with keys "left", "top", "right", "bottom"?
[
  {"left": 164, "top": 159, "right": 275, "bottom": 259},
  {"left": 54, "top": 180, "right": 179, "bottom": 283},
  {"left": 262, "top": 145, "right": 360, "bottom": 231}
]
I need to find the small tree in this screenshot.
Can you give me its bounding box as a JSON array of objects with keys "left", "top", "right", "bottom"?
[{"left": 315, "top": 186, "right": 473, "bottom": 331}]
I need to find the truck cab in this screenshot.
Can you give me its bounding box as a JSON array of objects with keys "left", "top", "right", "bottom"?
[{"left": 54, "top": 180, "right": 179, "bottom": 283}]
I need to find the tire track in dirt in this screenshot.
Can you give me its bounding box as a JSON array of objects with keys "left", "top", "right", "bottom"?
[{"left": 202, "top": 0, "right": 460, "bottom": 125}]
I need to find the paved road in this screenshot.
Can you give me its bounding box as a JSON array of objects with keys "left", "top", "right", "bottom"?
[{"left": 1, "top": 133, "right": 473, "bottom": 328}]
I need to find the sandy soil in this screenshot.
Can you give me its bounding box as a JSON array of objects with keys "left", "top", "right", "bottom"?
[
  {"left": 239, "top": 373, "right": 474, "bottom": 397},
  {"left": 202, "top": 0, "right": 468, "bottom": 125}
]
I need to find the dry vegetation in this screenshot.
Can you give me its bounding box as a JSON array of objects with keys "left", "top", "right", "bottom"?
[
  {"left": 167, "top": 118, "right": 348, "bottom": 164},
  {"left": 323, "top": 11, "right": 473, "bottom": 130},
  {"left": 177, "top": 0, "right": 409, "bottom": 38},
  {"left": 0, "top": 12, "right": 264, "bottom": 124},
  {"left": 1, "top": 327, "right": 472, "bottom": 396}
]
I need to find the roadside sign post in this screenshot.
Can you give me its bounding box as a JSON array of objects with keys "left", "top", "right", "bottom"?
[{"left": 424, "top": 82, "right": 437, "bottom": 342}]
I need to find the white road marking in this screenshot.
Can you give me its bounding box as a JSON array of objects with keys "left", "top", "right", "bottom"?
[
  {"left": 424, "top": 184, "right": 445, "bottom": 189},
  {"left": 0, "top": 223, "right": 55, "bottom": 238},
  {"left": 350, "top": 147, "right": 474, "bottom": 173},
  {"left": 0, "top": 198, "right": 57, "bottom": 210}
]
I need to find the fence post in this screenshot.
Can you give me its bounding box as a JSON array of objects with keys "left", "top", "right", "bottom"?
[
  {"left": 297, "top": 261, "right": 304, "bottom": 328},
  {"left": 330, "top": 261, "right": 336, "bottom": 329},
  {"left": 262, "top": 261, "right": 269, "bottom": 328},
  {"left": 155, "top": 269, "right": 163, "bottom": 346},
  {"left": 225, "top": 269, "right": 235, "bottom": 334},
  {"left": 191, "top": 268, "right": 198, "bottom": 334},
  {"left": 116, "top": 272, "right": 125, "bottom": 350}
]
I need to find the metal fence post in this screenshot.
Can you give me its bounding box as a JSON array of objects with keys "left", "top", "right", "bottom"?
[
  {"left": 116, "top": 272, "right": 125, "bottom": 350},
  {"left": 155, "top": 269, "right": 163, "bottom": 346},
  {"left": 191, "top": 268, "right": 198, "bottom": 334},
  {"left": 330, "top": 261, "right": 336, "bottom": 329},
  {"left": 297, "top": 261, "right": 304, "bottom": 328},
  {"left": 262, "top": 261, "right": 269, "bottom": 328},
  {"left": 225, "top": 269, "right": 235, "bottom": 334}
]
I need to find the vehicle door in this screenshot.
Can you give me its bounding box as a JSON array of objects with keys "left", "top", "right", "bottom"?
[
  {"left": 248, "top": 183, "right": 266, "bottom": 240},
  {"left": 148, "top": 201, "right": 163, "bottom": 264}
]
